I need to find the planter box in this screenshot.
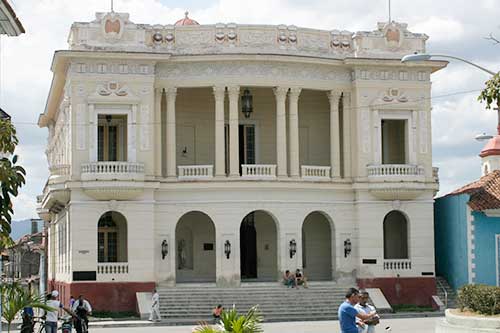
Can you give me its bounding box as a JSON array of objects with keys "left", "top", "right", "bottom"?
[{"left": 436, "top": 309, "right": 500, "bottom": 332}]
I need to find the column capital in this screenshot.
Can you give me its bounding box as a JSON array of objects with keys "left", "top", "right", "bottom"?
[
  {"left": 227, "top": 86, "right": 240, "bottom": 97},
  {"left": 288, "top": 87, "right": 302, "bottom": 100},
  {"left": 165, "top": 87, "right": 177, "bottom": 97},
  {"left": 273, "top": 86, "right": 289, "bottom": 99},
  {"left": 213, "top": 86, "right": 226, "bottom": 98},
  {"left": 327, "top": 90, "right": 342, "bottom": 103}
]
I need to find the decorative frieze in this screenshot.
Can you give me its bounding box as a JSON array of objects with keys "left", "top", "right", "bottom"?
[
  {"left": 71, "top": 61, "right": 154, "bottom": 75},
  {"left": 352, "top": 69, "right": 429, "bottom": 82}
]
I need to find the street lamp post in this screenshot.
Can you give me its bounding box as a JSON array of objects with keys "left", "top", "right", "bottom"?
[{"left": 402, "top": 53, "right": 500, "bottom": 136}]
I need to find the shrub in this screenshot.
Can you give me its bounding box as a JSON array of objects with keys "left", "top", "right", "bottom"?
[{"left": 457, "top": 284, "right": 500, "bottom": 315}]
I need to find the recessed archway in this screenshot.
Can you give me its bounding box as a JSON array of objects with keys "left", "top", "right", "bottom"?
[
  {"left": 240, "top": 210, "right": 278, "bottom": 281},
  {"left": 97, "top": 211, "right": 128, "bottom": 263},
  {"left": 302, "top": 211, "right": 334, "bottom": 280},
  {"left": 175, "top": 211, "right": 216, "bottom": 283},
  {"left": 383, "top": 210, "right": 409, "bottom": 259}
]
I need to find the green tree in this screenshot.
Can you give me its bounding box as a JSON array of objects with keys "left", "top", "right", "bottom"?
[
  {"left": 1, "top": 282, "right": 54, "bottom": 333},
  {"left": 478, "top": 72, "right": 500, "bottom": 109},
  {"left": 0, "top": 118, "right": 26, "bottom": 246}
]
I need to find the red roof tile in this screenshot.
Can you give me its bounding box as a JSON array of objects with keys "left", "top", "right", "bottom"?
[{"left": 448, "top": 169, "right": 500, "bottom": 211}]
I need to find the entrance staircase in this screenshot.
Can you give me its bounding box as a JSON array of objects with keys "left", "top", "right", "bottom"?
[
  {"left": 436, "top": 276, "right": 458, "bottom": 309},
  {"left": 157, "top": 282, "right": 354, "bottom": 324}
]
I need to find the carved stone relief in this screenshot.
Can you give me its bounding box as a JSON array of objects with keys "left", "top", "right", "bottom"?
[
  {"left": 419, "top": 110, "right": 428, "bottom": 153},
  {"left": 140, "top": 104, "right": 151, "bottom": 151},
  {"left": 76, "top": 104, "right": 86, "bottom": 150}
]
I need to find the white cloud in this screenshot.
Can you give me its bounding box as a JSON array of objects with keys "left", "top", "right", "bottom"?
[
  {"left": 3, "top": 0, "right": 500, "bottom": 220},
  {"left": 412, "top": 16, "right": 464, "bottom": 42}
]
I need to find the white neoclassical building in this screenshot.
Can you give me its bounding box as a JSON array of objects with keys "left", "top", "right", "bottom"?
[{"left": 37, "top": 11, "right": 446, "bottom": 311}]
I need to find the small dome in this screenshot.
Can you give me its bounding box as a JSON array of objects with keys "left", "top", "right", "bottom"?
[
  {"left": 175, "top": 11, "right": 199, "bottom": 26},
  {"left": 480, "top": 135, "right": 500, "bottom": 157}
]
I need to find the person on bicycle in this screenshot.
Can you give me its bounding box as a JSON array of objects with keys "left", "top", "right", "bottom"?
[
  {"left": 71, "top": 295, "right": 92, "bottom": 333},
  {"left": 43, "top": 290, "right": 73, "bottom": 333}
]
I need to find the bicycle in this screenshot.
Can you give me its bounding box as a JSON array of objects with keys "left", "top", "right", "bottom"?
[{"left": 73, "top": 314, "right": 89, "bottom": 333}]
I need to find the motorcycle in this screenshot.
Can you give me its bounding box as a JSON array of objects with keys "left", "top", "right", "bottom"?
[{"left": 59, "top": 316, "right": 73, "bottom": 333}]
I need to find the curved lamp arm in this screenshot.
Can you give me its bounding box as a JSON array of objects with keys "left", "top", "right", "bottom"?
[{"left": 402, "top": 53, "right": 497, "bottom": 76}]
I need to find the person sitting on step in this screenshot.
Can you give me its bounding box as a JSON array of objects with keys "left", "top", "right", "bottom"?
[
  {"left": 283, "top": 270, "right": 297, "bottom": 288},
  {"left": 213, "top": 304, "right": 224, "bottom": 324},
  {"left": 295, "top": 268, "right": 308, "bottom": 288}
]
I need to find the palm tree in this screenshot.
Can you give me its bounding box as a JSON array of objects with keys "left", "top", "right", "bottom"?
[{"left": 1, "top": 282, "right": 54, "bottom": 333}]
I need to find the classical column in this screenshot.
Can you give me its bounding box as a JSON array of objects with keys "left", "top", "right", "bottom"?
[
  {"left": 213, "top": 86, "right": 226, "bottom": 177},
  {"left": 228, "top": 86, "right": 240, "bottom": 177},
  {"left": 274, "top": 87, "right": 288, "bottom": 178},
  {"left": 166, "top": 87, "right": 177, "bottom": 178},
  {"left": 342, "top": 92, "right": 352, "bottom": 178},
  {"left": 154, "top": 88, "right": 163, "bottom": 177},
  {"left": 328, "top": 90, "right": 342, "bottom": 178},
  {"left": 288, "top": 88, "right": 301, "bottom": 178}
]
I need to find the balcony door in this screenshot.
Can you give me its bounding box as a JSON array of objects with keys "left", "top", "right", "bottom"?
[
  {"left": 224, "top": 124, "right": 256, "bottom": 174},
  {"left": 97, "top": 115, "right": 127, "bottom": 162},
  {"left": 381, "top": 119, "right": 407, "bottom": 164}
]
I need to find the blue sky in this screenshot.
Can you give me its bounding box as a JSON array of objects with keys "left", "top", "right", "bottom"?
[{"left": 2, "top": 0, "right": 500, "bottom": 220}]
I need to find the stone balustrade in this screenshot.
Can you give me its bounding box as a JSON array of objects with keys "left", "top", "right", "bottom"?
[
  {"left": 367, "top": 164, "right": 425, "bottom": 177},
  {"left": 49, "top": 164, "right": 70, "bottom": 176},
  {"left": 81, "top": 162, "right": 145, "bottom": 181},
  {"left": 301, "top": 165, "right": 331, "bottom": 180},
  {"left": 241, "top": 164, "right": 277, "bottom": 179},
  {"left": 383, "top": 259, "right": 412, "bottom": 270},
  {"left": 97, "top": 262, "right": 129, "bottom": 274},
  {"left": 178, "top": 165, "right": 214, "bottom": 180}
]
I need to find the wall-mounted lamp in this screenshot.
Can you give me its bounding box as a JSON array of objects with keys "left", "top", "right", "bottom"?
[
  {"left": 105, "top": 115, "right": 112, "bottom": 124},
  {"left": 241, "top": 88, "right": 253, "bottom": 118},
  {"left": 344, "top": 238, "right": 352, "bottom": 258},
  {"left": 289, "top": 239, "right": 297, "bottom": 259},
  {"left": 224, "top": 240, "right": 231, "bottom": 259},
  {"left": 182, "top": 146, "right": 188, "bottom": 156},
  {"left": 161, "top": 240, "right": 168, "bottom": 260}
]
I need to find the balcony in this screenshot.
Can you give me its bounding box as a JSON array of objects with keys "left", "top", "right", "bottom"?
[
  {"left": 178, "top": 165, "right": 213, "bottom": 180},
  {"left": 97, "top": 262, "right": 129, "bottom": 274},
  {"left": 367, "top": 164, "right": 425, "bottom": 182},
  {"left": 241, "top": 164, "right": 276, "bottom": 180},
  {"left": 81, "top": 162, "right": 145, "bottom": 181},
  {"left": 301, "top": 165, "right": 331, "bottom": 181}
]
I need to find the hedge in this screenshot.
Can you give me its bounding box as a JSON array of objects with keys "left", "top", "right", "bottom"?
[{"left": 457, "top": 284, "right": 500, "bottom": 315}]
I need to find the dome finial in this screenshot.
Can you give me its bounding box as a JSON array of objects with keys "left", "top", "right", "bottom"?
[{"left": 185, "top": 11, "right": 189, "bottom": 18}]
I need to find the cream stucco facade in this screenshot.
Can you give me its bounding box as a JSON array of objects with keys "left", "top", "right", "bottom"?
[{"left": 37, "top": 11, "right": 446, "bottom": 309}]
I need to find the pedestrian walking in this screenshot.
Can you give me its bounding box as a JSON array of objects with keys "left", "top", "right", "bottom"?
[{"left": 149, "top": 289, "right": 162, "bottom": 322}]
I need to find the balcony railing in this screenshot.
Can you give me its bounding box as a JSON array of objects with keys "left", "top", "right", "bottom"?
[
  {"left": 433, "top": 167, "right": 439, "bottom": 182},
  {"left": 367, "top": 164, "right": 425, "bottom": 180},
  {"left": 49, "top": 164, "right": 70, "bottom": 176},
  {"left": 301, "top": 165, "right": 331, "bottom": 180},
  {"left": 97, "top": 262, "right": 129, "bottom": 274},
  {"left": 81, "top": 162, "right": 145, "bottom": 181},
  {"left": 383, "top": 259, "right": 412, "bottom": 270},
  {"left": 178, "top": 165, "right": 213, "bottom": 180},
  {"left": 241, "top": 164, "right": 276, "bottom": 179}
]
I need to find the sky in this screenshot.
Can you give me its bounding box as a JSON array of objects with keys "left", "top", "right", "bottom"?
[{"left": 1, "top": 0, "right": 500, "bottom": 220}]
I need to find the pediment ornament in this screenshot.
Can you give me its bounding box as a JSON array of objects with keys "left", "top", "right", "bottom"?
[
  {"left": 101, "top": 12, "right": 124, "bottom": 41},
  {"left": 97, "top": 81, "right": 129, "bottom": 97},
  {"left": 381, "top": 88, "right": 408, "bottom": 103}
]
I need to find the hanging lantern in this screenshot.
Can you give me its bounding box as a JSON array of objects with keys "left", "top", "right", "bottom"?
[{"left": 241, "top": 88, "right": 253, "bottom": 118}]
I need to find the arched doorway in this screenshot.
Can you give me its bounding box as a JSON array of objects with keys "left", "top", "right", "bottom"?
[
  {"left": 97, "top": 211, "right": 128, "bottom": 263},
  {"left": 175, "top": 211, "right": 216, "bottom": 283},
  {"left": 240, "top": 210, "right": 278, "bottom": 281},
  {"left": 302, "top": 211, "right": 333, "bottom": 280},
  {"left": 383, "top": 210, "right": 409, "bottom": 259}
]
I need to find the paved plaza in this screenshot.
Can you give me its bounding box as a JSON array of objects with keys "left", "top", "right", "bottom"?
[{"left": 8, "top": 317, "right": 440, "bottom": 333}]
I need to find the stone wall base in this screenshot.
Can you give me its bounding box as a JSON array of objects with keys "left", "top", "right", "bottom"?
[
  {"left": 357, "top": 277, "right": 436, "bottom": 306},
  {"left": 435, "top": 309, "right": 500, "bottom": 332},
  {"left": 48, "top": 280, "right": 156, "bottom": 313}
]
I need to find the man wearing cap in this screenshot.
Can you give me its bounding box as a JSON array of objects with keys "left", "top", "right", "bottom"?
[{"left": 44, "top": 290, "right": 73, "bottom": 333}]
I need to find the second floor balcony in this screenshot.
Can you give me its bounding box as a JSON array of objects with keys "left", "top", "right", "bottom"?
[{"left": 81, "top": 161, "right": 145, "bottom": 181}]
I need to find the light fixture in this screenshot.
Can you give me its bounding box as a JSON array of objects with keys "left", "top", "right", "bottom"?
[
  {"left": 182, "top": 147, "right": 188, "bottom": 156},
  {"left": 289, "top": 239, "right": 297, "bottom": 259},
  {"left": 224, "top": 240, "right": 231, "bottom": 259},
  {"left": 401, "top": 53, "right": 432, "bottom": 63},
  {"left": 241, "top": 88, "right": 253, "bottom": 118},
  {"left": 105, "top": 115, "right": 112, "bottom": 124},
  {"left": 344, "top": 238, "right": 352, "bottom": 258},
  {"left": 161, "top": 240, "right": 168, "bottom": 259},
  {"left": 475, "top": 133, "right": 494, "bottom": 141}
]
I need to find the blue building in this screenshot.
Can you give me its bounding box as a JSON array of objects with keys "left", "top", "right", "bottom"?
[{"left": 435, "top": 134, "right": 500, "bottom": 290}]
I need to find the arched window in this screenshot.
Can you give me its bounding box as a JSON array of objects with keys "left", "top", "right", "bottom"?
[
  {"left": 98, "top": 211, "right": 127, "bottom": 263},
  {"left": 383, "top": 211, "right": 408, "bottom": 259}
]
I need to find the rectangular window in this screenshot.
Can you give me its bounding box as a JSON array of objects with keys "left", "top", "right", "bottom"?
[
  {"left": 381, "top": 119, "right": 407, "bottom": 164},
  {"left": 239, "top": 124, "right": 256, "bottom": 165},
  {"left": 98, "top": 232, "right": 105, "bottom": 262},
  {"left": 107, "top": 232, "right": 118, "bottom": 262},
  {"left": 97, "top": 115, "right": 127, "bottom": 162}
]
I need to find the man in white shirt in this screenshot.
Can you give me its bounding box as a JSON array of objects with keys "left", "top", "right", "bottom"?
[
  {"left": 355, "top": 291, "right": 380, "bottom": 333},
  {"left": 44, "top": 290, "right": 73, "bottom": 333},
  {"left": 149, "top": 289, "right": 161, "bottom": 322},
  {"left": 71, "top": 294, "right": 92, "bottom": 333}
]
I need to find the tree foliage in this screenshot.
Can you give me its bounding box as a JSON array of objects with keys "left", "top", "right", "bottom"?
[
  {"left": 478, "top": 72, "right": 500, "bottom": 109},
  {"left": 0, "top": 118, "right": 26, "bottom": 246},
  {"left": 1, "top": 282, "right": 54, "bottom": 333}
]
